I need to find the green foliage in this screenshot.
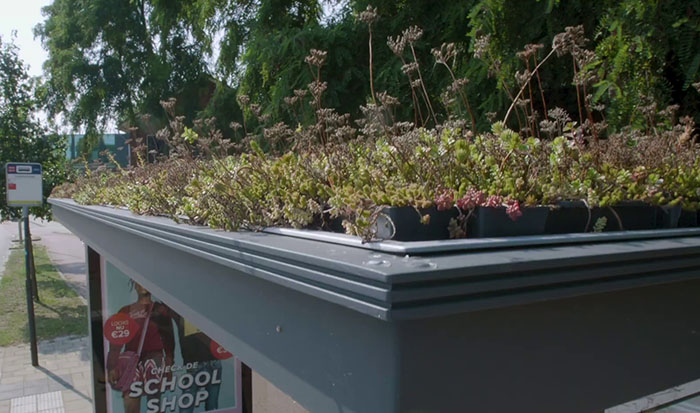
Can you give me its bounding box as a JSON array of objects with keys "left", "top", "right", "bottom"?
[
  {"left": 592, "top": 216, "right": 607, "bottom": 232},
  {"left": 35, "top": 0, "right": 214, "bottom": 134},
  {"left": 592, "top": 0, "right": 700, "bottom": 129},
  {"left": 48, "top": 11, "right": 700, "bottom": 240},
  {"left": 0, "top": 37, "right": 67, "bottom": 221},
  {"left": 36, "top": 0, "right": 700, "bottom": 138}
]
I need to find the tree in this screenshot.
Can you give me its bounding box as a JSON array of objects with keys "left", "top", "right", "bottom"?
[
  {"left": 35, "top": 0, "right": 219, "bottom": 138},
  {"left": 592, "top": 0, "right": 700, "bottom": 129},
  {"left": 0, "top": 36, "right": 66, "bottom": 221},
  {"left": 36, "top": 0, "right": 700, "bottom": 138},
  {"left": 235, "top": 0, "right": 478, "bottom": 126}
]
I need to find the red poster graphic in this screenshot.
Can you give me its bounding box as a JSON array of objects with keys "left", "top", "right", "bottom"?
[
  {"left": 210, "top": 340, "right": 233, "bottom": 360},
  {"left": 104, "top": 312, "right": 139, "bottom": 345},
  {"left": 8, "top": 183, "right": 15, "bottom": 190}
]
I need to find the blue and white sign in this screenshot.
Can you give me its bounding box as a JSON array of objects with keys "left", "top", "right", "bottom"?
[{"left": 5, "top": 163, "right": 43, "bottom": 207}]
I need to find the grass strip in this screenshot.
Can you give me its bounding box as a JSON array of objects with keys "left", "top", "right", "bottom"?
[{"left": 0, "top": 245, "right": 88, "bottom": 346}]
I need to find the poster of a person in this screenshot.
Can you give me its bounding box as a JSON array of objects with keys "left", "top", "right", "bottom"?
[{"left": 102, "top": 261, "right": 242, "bottom": 413}]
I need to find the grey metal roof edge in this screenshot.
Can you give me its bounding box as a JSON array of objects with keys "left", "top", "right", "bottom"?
[
  {"left": 49, "top": 199, "right": 395, "bottom": 279},
  {"left": 50, "top": 199, "right": 394, "bottom": 320},
  {"left": 50, "top": 199, "right": 700, "bottom": 320}
]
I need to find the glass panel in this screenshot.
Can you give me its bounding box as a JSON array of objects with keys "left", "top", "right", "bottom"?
[
  {"left": 103, "top": 135, "right": 116, "bottom": 146},
  {"left": 100, "top": 260, "right": 243, "bottom": 413}
]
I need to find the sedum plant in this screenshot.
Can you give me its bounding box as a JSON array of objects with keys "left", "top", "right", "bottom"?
[{"left": 51, "top": 18, "right": 700, "bottom": 242}]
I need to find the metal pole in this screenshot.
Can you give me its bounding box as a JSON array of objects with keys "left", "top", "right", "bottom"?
[
  {"left": 18, "top": 220, "right": 22, "bottom": 242},
  {"left": 23, "top": 206, "right": 38, "bottom": 366}
]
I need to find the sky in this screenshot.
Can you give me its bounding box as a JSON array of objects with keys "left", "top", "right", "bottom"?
[
  {"left": 0, "top": 0, "right": 121, "bottom": 133},
  {"left": 0, "top": 0, "right": 51, "bottom": 78}
]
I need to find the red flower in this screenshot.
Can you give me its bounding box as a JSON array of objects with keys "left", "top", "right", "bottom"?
[
  {"left": 456, "top": 189, "right": 485, "bottom": 211},
  {"left": 505, "top": 200, "right": 523, "bottom": 221},
  {"left": 434, "top": 189, "right": 454, "bottom": 211},
  {"left": 484, "top": 195, "right": 503, "bottom": 208}
]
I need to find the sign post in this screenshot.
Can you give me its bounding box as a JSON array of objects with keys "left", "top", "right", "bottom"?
[
  {"left": 22, "top": 205, "right": 38, "bottom": 367},
  {"left": 5, "top": 162, "right": 42, "bottom": 367}
]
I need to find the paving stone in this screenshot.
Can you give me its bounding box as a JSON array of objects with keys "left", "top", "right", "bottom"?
[
  {"left": 36, "top": 392, "right": 62, "bottom": 411},
  {"left": 10, "top": 405, "right": 36, "bottom": 413},
  {"left": 69, "top": 384, "right": 91, "bottom": 399},
  {"left": 0, "top": 377, "right": 24, "bottom": 385},
  {"left": 70, "top": 372, "right": 89, "bottom": 381},
  {"left": 46, "top": 372, "right": 71, "bottom": 382},
  {"left": 9, "top": 395, "right": 33, "bottom": 407},
  {"left": 58, "top": 391, "right": 84, "bottom": 403},
  {"left": 45, "top": 383, "right": 70, "bottom": 393},
  {"left": 0, "top": 383, "right": 23, "bottom": 393},
  {"left": 22, "top": 389, "right": 47, "bottom": 398},
  {"left": 7, "top": 350, "right": 26, "bottom": 358},
  {"left": 10, "top": 405, "right": 35, "bottom": 413},
  {"left": 68, "top": 367, "right": 90, "bottom": 374},
  {"left": 2, "top": 359, "right": 29, "bottom": 368},
  {"left": 61, "top": 399, "right": 91, "bottom": 412},
  {"left": 0, "top": 388, "right": 24, "bottom": 402},
  {"left": 1, "top": 366, "right": 26, "bottom": 374},
  {"left": 70, "top": 381, "right": 90, "bottom": 392},
  {"left": 37, "top": 344, "right": 56, "bottom": 351},
  {"left": 22, "top": 380, "right": 46, "bottom": 389},
  {"left": 45, "top": 377, "right": 71, "bottom": 391},
  {"left": 10, "top": 395, "right": 36, "bottom": 413},
  {"left": 52, "top": 361, "right": 76, "bottom": 370},
  {"left": 1, "top": 337, "right": 92, "bottom": 412},
  {"left": 18, "top": 375, "right": 44, "bottom": 383}
]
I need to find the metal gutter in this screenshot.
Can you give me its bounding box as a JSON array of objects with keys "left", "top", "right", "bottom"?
[{"left": 50, "top": 199, "right": 700, "bottom": 321}]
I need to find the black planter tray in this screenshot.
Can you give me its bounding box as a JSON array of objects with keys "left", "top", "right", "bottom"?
[
  {"left": 381, "top": 202, "right": 661, "bottom": 241},
  {"left": 279, "top": 201, "right": 700, "bottom": 253},
  {"left": 379, "top": 206, "right": 458, "bottom": 242},
  {"left": 590, "top": 202, "right": 658, "bottom": 231},
  {"left": 466, "top": 206, "right": 549, "bottom": 238},
  {"left": 658, "top": 205, "right": 682, "bottom": 229},
  {"left": 265, "top": 226, "right": 700, "bottom": 254},
  {"left": 545, "top": 201, "right": 590, "bottom": 234},
  {"left": 546, "top": 201, "right": 664, "bottom": 234},
  {"left": 376, "top": 205, "right": 548, "bottom": 241},
  {"left": 678, "top": 209, "right": 699, "bottom": 228}
]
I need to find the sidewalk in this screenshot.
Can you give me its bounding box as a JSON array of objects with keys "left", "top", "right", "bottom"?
[
  {"left": 0, "top": 219, "right": 93, "bottom": 413},
  {"left": 27, "top": 219, "right": 87, "bottom": 300},
  {"left": 0, "top": 337, "right": 92, "bottom": 413},
  {"left": 0, "top": 219, "right": 87, "bottom": 300}
]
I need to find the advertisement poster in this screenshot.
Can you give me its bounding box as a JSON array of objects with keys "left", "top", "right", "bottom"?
[{"left": 101, "top": 260, "right": 242, "bottom": 413}]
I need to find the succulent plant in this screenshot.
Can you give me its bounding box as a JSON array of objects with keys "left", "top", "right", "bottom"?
[{"left": 50, "top": 22, "right": 700, "bottom": 242}]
